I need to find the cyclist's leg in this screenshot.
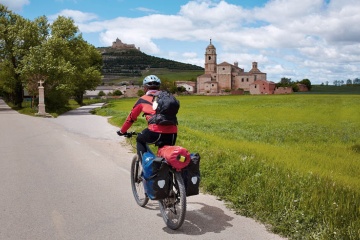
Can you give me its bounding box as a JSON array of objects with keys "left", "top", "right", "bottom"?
[
  {"left": 157, "top": 133, "right": 177, "bottom": 147},
  {"left": 136, "top": 128, "right": 161, "bottom": 157}
]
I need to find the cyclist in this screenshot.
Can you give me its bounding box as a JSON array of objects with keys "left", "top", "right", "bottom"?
[{"left": 117, "top": 75, "right": 177, "bottom": 159}]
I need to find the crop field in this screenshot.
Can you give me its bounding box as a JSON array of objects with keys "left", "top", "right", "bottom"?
[{"left": 94, "top": 94, "right": 360, "bottom": 239}]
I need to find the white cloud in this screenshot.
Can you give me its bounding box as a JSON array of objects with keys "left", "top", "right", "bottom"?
[
  {"left": 49, "top": 9, "right": 98, "bottom": 23},
  {"left": 182, "top": 52, "right": 197, "bottom": 58},
  {"left": 0, "top": 0, "right": 29, "bottom": 11},
  {"left": 135, "top": 7, "right": 159, "bottom": 14},
  {"left": 32, "top": 0, "right": 360, "bottom": 84}
]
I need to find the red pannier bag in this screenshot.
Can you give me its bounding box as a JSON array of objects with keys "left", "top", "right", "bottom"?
[{"left": 157, "top": 146, "right": 191, "bottom": 171}]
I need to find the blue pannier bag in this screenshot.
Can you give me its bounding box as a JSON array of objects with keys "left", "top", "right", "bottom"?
[
  {"left": 142, "top": 152, "right": 170, "bottom": 200},
  {"left": 181, "top": 153, "right": 201, "bottom": 196}
]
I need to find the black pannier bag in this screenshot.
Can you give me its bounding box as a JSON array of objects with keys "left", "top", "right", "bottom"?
[
  {"left": 142, "top": 152, "right": 170, "bottom": 200},
  {"left": 182, "top": 153, "right": 201, "bottom": 196}
]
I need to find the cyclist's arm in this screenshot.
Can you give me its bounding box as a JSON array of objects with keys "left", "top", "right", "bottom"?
[{"left": 120, "top": 102, "right": 143, "bottom": 133}]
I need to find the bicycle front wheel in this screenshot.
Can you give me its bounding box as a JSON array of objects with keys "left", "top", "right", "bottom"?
[
  {"left": 159, "top": 171, "right": 186, "bottom": 230},
  {"left": 130, "top": 155, "right": 149, "bottom": 207}
]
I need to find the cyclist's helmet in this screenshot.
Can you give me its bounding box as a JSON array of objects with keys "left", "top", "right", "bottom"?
[{"left": 143, "top": 75, "right": 161, "bottom": 90}]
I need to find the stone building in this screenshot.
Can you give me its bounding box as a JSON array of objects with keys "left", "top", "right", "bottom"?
[
  {"left": 249, "top": 80, "right": 276, "bottom": 95},
  {"left": 175, "top": 81, "right": 196, "bottom": 93},
  {"left": 112, "top": 38, "right": 140, "bottom": 51},
  {"left": 197, "top": 40, "right": 268, "bottom": 94}
]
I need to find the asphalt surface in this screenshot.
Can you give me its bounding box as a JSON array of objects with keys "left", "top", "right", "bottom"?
[{"left": 0, "top": 98, "right": 286, "bottom": 240}]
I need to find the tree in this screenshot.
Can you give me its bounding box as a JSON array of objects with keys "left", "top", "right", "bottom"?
[
  {"left": 113, "top": 89, "right": 122, "bottom": 96},
  {"left": 0, "top": 5, "right": 46, "bottom": 107},
  {"left": 299, "top": 79, "right": 312, "bottom": 90},
  {"left": 17, "top": 16, "right": 102, "bottom": 109},
  {"left": 69, "top": 36, "right": 102, "bottom": 105},
  {"left": 276, "top": 77, "right": 292, "bottom": 88},
  {"left": 137, "top": 89, "right": 144, "bottom": 97},
  {"left": 98, "top": 90, "right": 105, "bottom": 97},
  {"left": 159, "top": 77, "right": 174, "bottom": 92}
]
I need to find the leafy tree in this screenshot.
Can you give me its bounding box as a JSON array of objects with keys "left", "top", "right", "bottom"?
[
  {"left": 346, "top": 79, "right": 352, "bottom": 85},
  {"left": 291, "top": 83, "right": 299, "bottom": 92},
  {"left": 353, "top": 78, "right": 360, "bottom": 85},
  {"left": 276, "top": 77, "right": 293, "bottom": 89},
  {"left": 177, "top": 86, "right": 186, "bottom": 93},
  {"left": 159, "top": 77, "right": 174, "bottom": 92},
  {"left": 137, "top": 89, "right": 144, "bottom": 97},
  {"left": 0, "top": 5, "right": 46, "bottom": 107},
  {"left": 299, "top": 79, "right": 312, "bottom": 90},
  {"left": 113, "top": 89, "right": 122, "bottom": 96},
  {"left": 98, "top": 90, "right": 105, "bottom": 97},
  {"left": 17, "top": 16, "right": 102, "bottom": 109},
  {"left": 69, "top": 36, "right": 102, "bottom": 105}
]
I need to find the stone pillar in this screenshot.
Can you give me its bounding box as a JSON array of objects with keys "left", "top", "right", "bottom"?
[{"left": 37, "top": 80, "right": 47, "bottom": 116}]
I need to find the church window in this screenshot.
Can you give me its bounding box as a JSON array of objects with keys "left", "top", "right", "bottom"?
[
  {"left": 246, "top": 78, "right": 249, "bottom": 82},
  {"left": 208, "top": 56, "right": 212, "bottom": 60},
  {"left": 242, "top": 78, "right": 244, "bottom": 82}
]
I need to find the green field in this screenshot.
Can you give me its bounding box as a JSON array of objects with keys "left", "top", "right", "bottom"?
[{"left": 94, "top": 94, "right": 360, "bottom": 239}]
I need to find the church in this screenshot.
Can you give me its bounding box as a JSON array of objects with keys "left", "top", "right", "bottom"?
[{"left": 196, "top": 40, "right": 270, "bottom": 94}]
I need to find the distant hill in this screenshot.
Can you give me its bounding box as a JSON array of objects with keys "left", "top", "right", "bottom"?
[{"left": 97, "top": 47, "right": 203, "bottom": 83}]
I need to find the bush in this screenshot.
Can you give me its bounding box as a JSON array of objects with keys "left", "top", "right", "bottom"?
[
  {"left": 137, "top": 89, "right": 144, "bottom": 97},
  {"left": 98, "top": 90, "right": 106, "bottom": 97},
  {"left": 113, "top": 89, "right": 123, "bottom": 96}
]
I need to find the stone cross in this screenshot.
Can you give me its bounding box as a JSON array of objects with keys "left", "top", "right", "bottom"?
[{"left": 37, "top": 80, "right": 47, "bottom": 116}]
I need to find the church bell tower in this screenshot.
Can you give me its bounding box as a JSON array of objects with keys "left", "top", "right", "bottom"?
[{"left": 205, "top": 39, "right": 217, "bottom": 74}]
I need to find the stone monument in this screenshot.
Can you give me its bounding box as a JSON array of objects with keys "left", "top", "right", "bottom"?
[{"left": 36, "top": 80, "right": 50, "bottom": 117}]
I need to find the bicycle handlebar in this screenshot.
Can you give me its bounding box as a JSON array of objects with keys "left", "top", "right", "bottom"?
[{"left": 124, "top": 131, "right": 138, "bottom": 138}]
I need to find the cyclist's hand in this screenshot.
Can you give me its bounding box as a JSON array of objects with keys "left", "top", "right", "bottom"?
[{"left": 117, "top": 130, "right": 127, "bottom": 136}]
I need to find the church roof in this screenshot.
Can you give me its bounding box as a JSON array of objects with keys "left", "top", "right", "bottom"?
[
  {"left": 218, "top": 61, "right": 232, "bottom": 66},
  {"left": 206, "top": 39, "right": 216, "bottom": 49},
  {"left": 249, "top": 68, "right": 263, "bottom": 73}
]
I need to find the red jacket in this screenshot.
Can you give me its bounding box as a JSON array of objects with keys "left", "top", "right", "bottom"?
[{"left": 120, "top": 90, "right": 178, "bottom": 134}]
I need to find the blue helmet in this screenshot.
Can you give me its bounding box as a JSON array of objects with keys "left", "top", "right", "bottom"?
[{"left": 143, "top": 75, "right": 161, "bottom": 89}]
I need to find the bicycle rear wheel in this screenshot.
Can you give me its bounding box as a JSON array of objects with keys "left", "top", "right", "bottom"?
[
  {"left": 159, "top": 171, "right": 186, "bottom": 230},
  {"left": 130, "top": 155, "right": 149, "bottom": 207}
]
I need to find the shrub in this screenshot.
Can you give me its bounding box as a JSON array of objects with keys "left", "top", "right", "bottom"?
[{"left": 98, "top": 90, "right": 106, "bottom": 97}]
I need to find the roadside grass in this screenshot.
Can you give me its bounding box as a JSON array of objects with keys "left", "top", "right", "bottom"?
[
  {"left": 94, "top": 94, "right": 360, "bottom": 239},
  {"left": 14, "top": 98, "right": 106, "bottom": 117}
]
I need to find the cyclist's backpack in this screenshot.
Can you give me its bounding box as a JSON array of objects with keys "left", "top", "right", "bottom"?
[
  {"left": 149, "top": 91, "right": 180, "bottom": 126},
  {"left": 142, "top": 152, "right": 170, "bottom": 200},
  {"left": 181, "top": 153, "right": 201, "bottom": 196},
  {"left": 157, "top": 145, "right": 191, "bottom": 171}
]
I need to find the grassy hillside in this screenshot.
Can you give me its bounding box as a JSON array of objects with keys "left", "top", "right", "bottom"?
[
  {"left": 97, "top": 48, "right": 204, "bottom": 84},
  {"left": 94, "top": 94, "right": 360, "bottom": 239}
]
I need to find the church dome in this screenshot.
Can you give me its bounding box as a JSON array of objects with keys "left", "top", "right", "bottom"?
[{"left": 207, "top": 39, "right": 216, "bottom": 49}]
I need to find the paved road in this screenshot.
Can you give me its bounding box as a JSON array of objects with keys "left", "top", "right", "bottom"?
[{"left": 0, "top": 98, "right": 286, "bottom": 240}]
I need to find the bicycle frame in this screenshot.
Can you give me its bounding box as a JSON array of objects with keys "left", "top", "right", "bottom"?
[{"left": 125, "top": 131, "right": 187, "bottom": 230}]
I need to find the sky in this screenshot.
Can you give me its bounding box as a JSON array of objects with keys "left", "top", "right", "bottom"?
[{"left": 1, "top": 0, "right": 360, "bottom": 85}]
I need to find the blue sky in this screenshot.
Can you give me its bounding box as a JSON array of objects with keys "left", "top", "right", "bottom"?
[{"left": 2, "top": 0, "right": 360, "bottom": 84}]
